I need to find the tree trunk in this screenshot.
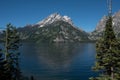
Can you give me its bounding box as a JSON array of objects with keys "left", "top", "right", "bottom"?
[
  {"left": 5, "top": 28, "right": 8, "bottom": 60},
  {"left": 111, "top": 67, "right": 114, "bottom": 80}
]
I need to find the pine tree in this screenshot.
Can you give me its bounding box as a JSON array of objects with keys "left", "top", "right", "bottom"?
[
  {"left": 4, "top": 23, "right": 21, "bottom": 80},
  {"left": 0, "top": 48, "right": 7, "bottom": 80},
  {"left": 91, "top": 16, "right": 120, "bottom": 80}
]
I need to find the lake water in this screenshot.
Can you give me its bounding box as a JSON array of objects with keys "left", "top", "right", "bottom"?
[{"left": 20, "top": 42, "right": 98, "bottom": 80}]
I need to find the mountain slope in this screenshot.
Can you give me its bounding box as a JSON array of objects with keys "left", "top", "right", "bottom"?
[
  {"left": 89, "top": 11, "right": 120, "bottom": 40},
  {"left": 18, "top": 13, "right": 89, "bottom": 42},
  {"left": 35, "top": 20, "right": 88, "bottom": 42}
]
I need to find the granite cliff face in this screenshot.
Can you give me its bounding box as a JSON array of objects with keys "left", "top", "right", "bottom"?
[{"left": 89, "top": 11, "right": 120, "bottom": 40}]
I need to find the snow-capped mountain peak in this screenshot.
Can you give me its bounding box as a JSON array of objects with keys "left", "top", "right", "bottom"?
[{"left": 37, "top": 13, "right": 73, "bottom": 27}]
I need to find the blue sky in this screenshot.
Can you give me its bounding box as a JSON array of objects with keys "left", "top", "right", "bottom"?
[{"left": 0, "top": 0, "right": 120, "bottom": 32}]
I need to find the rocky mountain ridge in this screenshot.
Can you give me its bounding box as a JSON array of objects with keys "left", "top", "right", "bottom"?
[
  {"left": 36, "top": 13, "right": 74, "bottom": 28},
  {"left": 89, "top": 10, "right": 120, "bottom": 40},
  {"left": 18, "top": 13, "right": 89, "bottom": 42},
  {"left": 1, "top": 11, "right": 120, "bottom": 42}
]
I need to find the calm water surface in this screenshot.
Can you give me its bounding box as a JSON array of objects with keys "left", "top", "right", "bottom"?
[{"left": 20, "top": 42, "right": 98, "bottom": 80}]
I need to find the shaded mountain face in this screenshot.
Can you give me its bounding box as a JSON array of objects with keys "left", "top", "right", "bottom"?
[
  {"left": 18, "top": 13, "right": 89, "bottom": 42},
  {"left": 35, "top": 21, "right": 88, "bottom": 42},
  {"left": 89, "top": 11, "right": 120, "bottom": 40}
]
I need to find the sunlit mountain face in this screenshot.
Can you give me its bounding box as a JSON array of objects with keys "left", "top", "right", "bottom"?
[
  {"left": 18, "top": 13, "right": 89, "bottom": 42},
  {"left": 89, "top": 11, "right": 120, "bottom": 40}
]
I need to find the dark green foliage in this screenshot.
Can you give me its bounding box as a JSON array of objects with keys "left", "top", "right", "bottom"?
[
  {"left": 4, "top": 23, "right": 21, "bottom": 80},
  {"left": 0, "top": 48, "right": 7, "bottom": 80},
  {"left": 91, "top": 17, "right": 120, "bottom": 80}
]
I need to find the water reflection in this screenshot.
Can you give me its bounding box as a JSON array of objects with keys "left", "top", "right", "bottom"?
[
  {"left": 35, "top": 43, "right": 86, "bottom": 69},
  {"left": 20, "top": 42, "right": 96, "bottom": 80}
]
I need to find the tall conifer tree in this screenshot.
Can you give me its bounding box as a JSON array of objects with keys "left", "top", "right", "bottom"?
[
  {"left": 4, "top": 23, "right": 21, "bottom": 80},
  {"left": 90, "top": 0, "right": 120, "bottom": 79},
  {"left": 91, "top": 16, "right": 120, "bottom": 80}
]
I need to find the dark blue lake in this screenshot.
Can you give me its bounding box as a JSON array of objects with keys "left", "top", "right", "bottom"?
[{"left": 20, "top": 42, "right": 98, "bottom": 80}]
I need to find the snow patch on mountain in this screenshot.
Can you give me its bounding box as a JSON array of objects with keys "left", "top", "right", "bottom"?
[{"left": 37, "top": 13, "right": 73, "bottom": 28}]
